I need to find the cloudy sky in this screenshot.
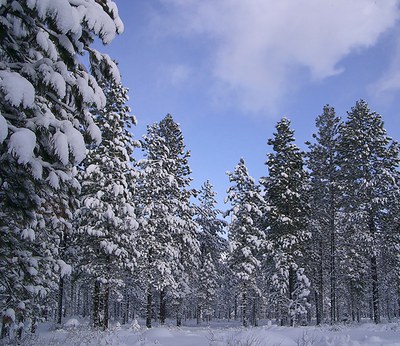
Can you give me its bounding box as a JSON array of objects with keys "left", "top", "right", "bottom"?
[{"left": 102, "top": 0, "right": 400, "bottom": 208}]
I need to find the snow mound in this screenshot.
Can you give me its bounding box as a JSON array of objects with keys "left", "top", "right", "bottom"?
[
  {"left": 143, "top": 327, "right": 174, "bottom": 339},
  {"left": 64, "top": 318, "right": 80, "bottom": 329}
]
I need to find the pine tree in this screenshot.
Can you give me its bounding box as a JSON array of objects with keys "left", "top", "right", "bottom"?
[
  {"left": 380, "top": 189, "right": 400, "bottom": 320},
  {"left": 76, "top": 77, "right": 139, "bottom": 330},
  {"left": 195, "top": 180, "right": 226, "bottom": 323},
  {"left": 226, "top": 158, "right": 266, "bottom": 327},
  {"left": 136, "top": 114, "right": 200, "bottom": 327},
  {"left": 261, "top": 118, "right": 310, "bottom": 326},
  {"left": 0, "top": 0, "right": 124, "bottom": 338},
  {"left": 337, "top": 100, "right": 400, "bottom": 324},
  {"left": 306, "top": 105, "right": 342, "bottom": 324}
]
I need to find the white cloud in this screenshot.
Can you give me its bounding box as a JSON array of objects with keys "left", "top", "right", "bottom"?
[
  {"left": 155, "top": 0, "right": 400, "bottom": 114},
  {"left": 159, "top": 64, "right": 192, "bottom": 86}
]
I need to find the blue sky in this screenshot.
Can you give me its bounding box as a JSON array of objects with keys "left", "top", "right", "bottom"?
[{"left": 101, "top": 0, "right": 400, "bottom": 210}]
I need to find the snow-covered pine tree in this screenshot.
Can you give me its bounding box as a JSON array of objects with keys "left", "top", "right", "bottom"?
[
  {"left": 0, "top": 0, "right": 123, "bottom": 338},
  {"left": 195, "top": 180, "right": 226, "bottom": 323},
  {"left": 306, "top": 105, "right": 342, "bottom": 324},
  {"left": 76, "top": 76, "right": 139, "bottom": 330},
  {"left": 337, "top": 100, "right": 400, "bottom": 324},
  {"left": 261, "top": 118, "right": 310, "bottom": 327},
  {"left": 136, "top": 114, "right": 200, "bottom": 328},
  {"left": 226, "top": 158, "right": 266, "bottom": 327},
  {"left": 379, "top": 187, "right": 400, "bottom": 320}
]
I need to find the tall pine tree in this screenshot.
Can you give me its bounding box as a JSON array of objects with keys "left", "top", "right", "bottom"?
[
  {"left": 0, "top": 0, "right": 123, "bottom": 338},
  {"left": 261, "top": 118, "right": 310, "bottom": 326},
  {"left": 195, "top": 180, "right": 226, "bottom": 324},
  {"left": 76, "top": 77, "right": 139, "bottom": 330},
  {"left": 136, "top": 114, "right": 200, "bottom": 327},
  {"left": 337, "top": 100, "right": 400, "bottom": 324},
  {"left": 306, "top": 105, "right": 342, "bottom": 324},
  {"left": 226, "top": 158, "right": 266, "bottom": 327}
]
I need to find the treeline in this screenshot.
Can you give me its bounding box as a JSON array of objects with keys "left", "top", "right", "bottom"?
[
  {"left": 1, "top": 0, "right": 400, "bottom": 342},
  {"left": 226, "top": 102, "right": 400, "bottom": 327}
]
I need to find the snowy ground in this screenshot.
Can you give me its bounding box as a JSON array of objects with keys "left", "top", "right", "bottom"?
[{"left": 9, "top": 319, "right": 400, "bottom": 346}]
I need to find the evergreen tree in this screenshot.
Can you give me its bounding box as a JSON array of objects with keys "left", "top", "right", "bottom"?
[
  {"left": 0, "top": 0, "right": 123, "bottom": 338},
  {"left": 76, "top": 78, "right": 139, "bottom": 330},
  {"left": 261, "top": 118, "right": 310, "bottom": 326},
  {"left": 306, "top": 105, "right": 342, "bottom": 324},
  {"left": 195, "top": 180, "right": 226, "bottom": 323},
  {"left": 136, "top": 114, "right": 200, "bottom": 328},
  {"left": 226, "top": 158, "right": 266, "bottom": 327},
  {"left": 380, "top": 189, "right": 400, "bottom": 320},
  {"left": 337, "top": 100, "right": 400, "bottom": 324}
]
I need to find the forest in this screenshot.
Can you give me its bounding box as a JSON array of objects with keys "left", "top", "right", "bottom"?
[{"left": 1, "top": 0, "right": 400, "bottom": 343}]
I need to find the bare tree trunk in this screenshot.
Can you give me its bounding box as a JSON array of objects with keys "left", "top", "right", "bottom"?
[
  {"left": 160, "top": 289, "right": 166, "bottom": 325},
  {"left": 102, "top": 285, "right": 110, "bottom": 330},
  {"left": 176, "top": 297, "right": 183, "bottom": 327},
  {"left": 330, "top": 220, "right": 336, "bottom": 324},
  {"left": 371, "top": 254, "right": 380, "bottom": 323},
  {"left": 57, "top": 276, "right": 64, "bottom": 326},
  {"left": 329, "top": 188, "right": 337, "bottom": 324},
  {"left": 83, "top": 285, "right": 89, "bottom": 318},
  {"left": 124, "top": 289, "right": 129, "bottom": 325},
  {"left": 93, "top": 280, "right": 101, "bottom": 328},
  {"left": 242, "top": 290, "right": 248, "bottom": 327},
  {"left": 146, "top": 286, "right": 152, "bottom": 328},
  {"left": 57, "top": 230, "right": 67, "bottom": 326},
  {"left": 196, "top": 304, "right": 201, "bottom": 325},
  {"left": 234, "top": 293, "right": 238, "bottom": 320},
  {"left": 369, "top": 215, "right": 380, "bottom": 324},
  {"left": 317, "top": 235, "right": 324, "bottom": 325},
  {"left": 31, "top": 317, "right": 37, "bottom": 334},
  {"left": 251, "top": 297, "right": 258, "bottom": 327},
  {"left": 288, "top": 267, "right": 295, "bottom": 326}
]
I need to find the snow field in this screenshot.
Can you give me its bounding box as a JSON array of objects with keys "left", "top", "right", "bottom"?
[{"left": 26, "top": 319, "right": 400, "bottom": 346}]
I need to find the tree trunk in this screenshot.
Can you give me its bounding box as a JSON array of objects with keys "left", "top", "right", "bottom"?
[
  {"left": 124, "top": 289, "right": 130, "bottom": 325},
  {"left": 316, "top": 235, "right": 324, "bottom": 325},
  {"left": 350, "top": 285, "right": 357, "bottom": 322},
  {"left": 146, "top": 286, "right": 152, "bottom": 328},
  {"left": 369, "top": 215, "right": 380, "bottom": 324},
  {"left": 57, "top": 230, "right": 67, "bottom": 326},
  {"left": 234, "top": 294, "right": 238, "bottom": 320},
  {"left": 288, "top": 267, "right": 295, "bottom": 326},
  {"left": 242, "top": 291, "right": 247, "bottom": 327},
  {"left": 160, "top": 289, "right": 166, "bottom": 325},
  {"left": 252, "top": 298, "right": 258, "bottom": 327},
  {"left": 329, "top": 189, "right": 336, "bottom": 324},
  {"left": 83, "top": 286, "right": 89, "bottom": 318},
  {"left": 31, "top": 317, "right": 37, "bottom": 334},
  {"left": 57, "top": 275, "right": 64, "bottom": 326},
  {"left": 330, "top": 224, "right": 336, "bottom": 324},
  {"left": 315, "top": 289, "right": 321, "bottom": 325},
  {"left": 371, "top": 254, "right": 380, "bottom": 323},
  {"left": 102, "top": 285, "right": 110, "bottom": 330},
  {"left": 176, "top": 297, "right": 183, "bottom": 327},
  {"left": 93, "top": 280, "right": 101, "bottom": 328},
  {"left": 196, "top": 304, "right": 201, "bottom": 325}
]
